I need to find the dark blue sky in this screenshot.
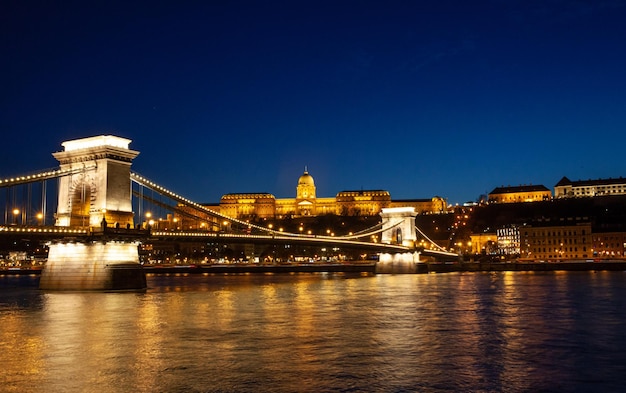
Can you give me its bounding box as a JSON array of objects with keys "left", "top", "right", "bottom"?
[{"left": 2, "top": 0, "right": 626, "bottom": 205}]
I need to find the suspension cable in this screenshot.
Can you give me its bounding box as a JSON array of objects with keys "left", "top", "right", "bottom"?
[
  {"left": 415, "top": 224, "right": 448, "bottom": 252},
  {"left": 130, "top": 171, "right": 397, "bottom": 240}
]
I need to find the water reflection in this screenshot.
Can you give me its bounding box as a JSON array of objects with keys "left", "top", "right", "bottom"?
[{"left": 1, "top": 272, "right": 626, "bottom": 392}]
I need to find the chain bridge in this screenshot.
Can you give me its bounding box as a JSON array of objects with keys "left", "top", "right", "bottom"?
[{"left": 0, "top": 135, "right": 457, "bottom": 290}]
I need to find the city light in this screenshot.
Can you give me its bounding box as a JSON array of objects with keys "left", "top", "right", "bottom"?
[{"left": 3, "top": 140, "right": 625, "bottom": 267}]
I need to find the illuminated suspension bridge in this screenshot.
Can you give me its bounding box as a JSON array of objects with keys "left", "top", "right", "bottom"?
[
  {"left": 0, "top": 135, "right": 457, "bottom": 290},
  {"left": 0, "top": 167, "right": 454, "bottom": 257}
]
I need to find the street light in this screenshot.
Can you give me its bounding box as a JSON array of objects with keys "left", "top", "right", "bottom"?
[
  {"left": 37, "top": 212, "right": 43, "bottom": 225},
  {"left": 12, "top": 208, "right": 19, "bottom": 225},
  {"left": 145, "top": 212, "right": 152, "bottom": 230}
]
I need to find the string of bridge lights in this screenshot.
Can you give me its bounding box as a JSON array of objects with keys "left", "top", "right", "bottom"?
[
  {"left": 148, "top": 229, "right": 411, "bottom": 251},
  {"left": 0, "top": 226, "right": 88, "bottom": 234},
  {"left": 0, "top": 165, "right": 98, "bottom": 187}
]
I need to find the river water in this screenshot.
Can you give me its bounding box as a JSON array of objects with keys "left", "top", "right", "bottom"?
[{"left": 1, "top": 271, "right": 626, "bottom": 392}]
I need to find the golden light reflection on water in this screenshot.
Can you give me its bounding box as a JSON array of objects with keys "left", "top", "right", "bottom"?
[
  {"left": 2, "top": 271, "right": 626, "bottom": 392},
  {"left": 0, "top": 313, "right": 47, "bottom": 388}
]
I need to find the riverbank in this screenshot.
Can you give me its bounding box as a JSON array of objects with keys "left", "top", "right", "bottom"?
[
  {"left": 426, "top": 260, "right": 626, "bottom": 273},
  {"left": 144, "top": 263, "right": 377, "bottom": 274},
  {"left": 3, "top": 260, "right": 626, "bottom": 275}
]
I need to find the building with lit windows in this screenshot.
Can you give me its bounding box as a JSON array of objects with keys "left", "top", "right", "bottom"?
[
  {"left": 520, "top": 221, "right": 592, "bottom": 261},
  {"left": 390, "top": 198, "right": 448, "bottom": 215},
  {"left": 592, "top": 232, "right": 626, "bottom": 258},
  {"left": 554, "top": 176, "right": 626, "bottom": 198},
  {"left": 497, "top": 226, "right": 520, "bottom": 255},
  {"left": 184, "top": 169, "right": 448, "bottom": 224},
  {"left": 488, "top": 185, "right": 552, "bottom": 203}
]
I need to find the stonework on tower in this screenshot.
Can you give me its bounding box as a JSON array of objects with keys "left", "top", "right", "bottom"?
[{"left": 53, "top": 135, "right": 139, "bottom": 228}]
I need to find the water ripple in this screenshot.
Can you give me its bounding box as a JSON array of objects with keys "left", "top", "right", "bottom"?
[{"left": 2, "top": 272, "right": 626, "bottom": 392}]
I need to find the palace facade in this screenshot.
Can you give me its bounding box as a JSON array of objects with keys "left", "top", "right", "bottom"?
[{"left": 205, "top": 169, "right": 447, "bottom": 221}]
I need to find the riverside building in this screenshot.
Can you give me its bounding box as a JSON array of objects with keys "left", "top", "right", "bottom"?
[
  {"left": 520, "top": 220, "right": 593, "bottom": 261},
  {"left": 592, "top": 232, "right": 626, "bottom": 258}
]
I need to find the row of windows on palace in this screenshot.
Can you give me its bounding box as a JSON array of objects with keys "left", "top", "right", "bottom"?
[
  {"left": 488, "top": 176, "right": 626, "bottom": 203},
  {"left": 471, "top": 222, "right": 626, "bottom": 260},
  {"left": 200, "top": 192, "right": 448, "bottom": 219},
  {"left": 184, "top": 170, "right": 449, "bottom": 219}
]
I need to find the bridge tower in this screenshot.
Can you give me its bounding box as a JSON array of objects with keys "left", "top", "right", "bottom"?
[
  {"left": 380, "top": 207, "right": 418, "bottom": 247},
  {"left": 53, "top": 135, "right": 139, "bottom": 228},
  {"left": 376, "top": 207, "right": 422, "bottom": 273},
  {"left": 39, "top": 135, "right": 146, "bottom": 291}
]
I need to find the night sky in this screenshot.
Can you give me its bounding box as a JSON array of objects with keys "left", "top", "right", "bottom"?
[{"left": 2, "top": 1, "right": 626, "bottom": 206}]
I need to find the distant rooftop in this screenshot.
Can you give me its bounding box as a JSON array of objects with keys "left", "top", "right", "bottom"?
[
  {"left": 338, "top": 190, "right": 389, "bottom": 195},
  {"left": 555, "top": 176, "right": 626, "bottom": 187},
  {"left": 489, "top": 185, "right": 550, "bottom": 194}
]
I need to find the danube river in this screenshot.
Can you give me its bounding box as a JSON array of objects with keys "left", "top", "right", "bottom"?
[{"left": 2, "top": 271, "right": 626, "bottom": 392}]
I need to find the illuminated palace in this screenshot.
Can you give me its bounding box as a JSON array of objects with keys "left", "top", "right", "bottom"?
[{"left": 178, "top": 169, "right": 447, "bottom": 227}]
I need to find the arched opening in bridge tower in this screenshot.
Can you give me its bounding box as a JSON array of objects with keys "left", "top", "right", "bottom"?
[
  {"left": 69, "top": 181, "right": 93, "bottom": 227},
  {"left": 395, "top": 228, "right": 403, "bottom": 245}
]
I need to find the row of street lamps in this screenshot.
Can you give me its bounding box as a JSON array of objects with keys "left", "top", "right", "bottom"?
[{"left": 6, "top": 208, "right": 44, "bottom": 225}]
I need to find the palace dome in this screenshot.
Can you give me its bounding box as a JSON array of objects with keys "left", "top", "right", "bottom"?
[{"left": 298, "top": 170, "right": 315, "bottom": 186}]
